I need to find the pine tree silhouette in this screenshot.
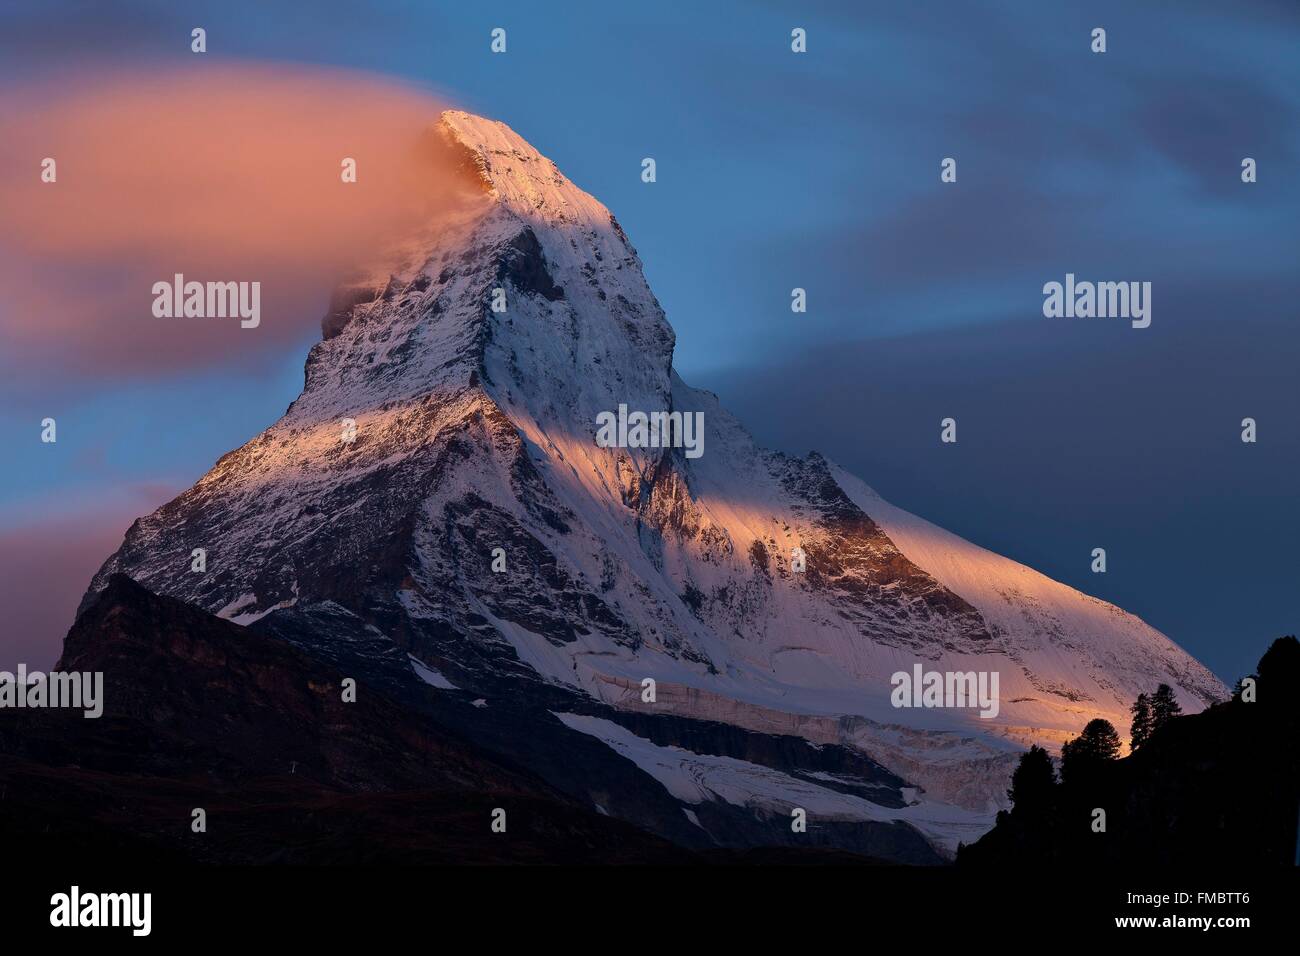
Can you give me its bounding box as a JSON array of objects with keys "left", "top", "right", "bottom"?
[
  {"left": 1129, "top": 693, "right": 1153, "bottom": 751},
  {"left": 1060, "top": 718, "right": 1120, "bottom": 784},
  {"left": 1149, "top": 683, "right": 1182, "bottom": 736},
  {"left": 1256, "top": 635, "right": 1299, "bottom": 707},
  {"left": 1231, "top": 676, "right": 1252, "bottom": 703},
  {"left": 1007, "top": 744, "right": 1057, "bottom": 817}
]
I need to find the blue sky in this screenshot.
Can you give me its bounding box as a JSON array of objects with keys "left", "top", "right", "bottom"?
[{"left": 1, "top": 0, "right": 1297, "bottom": 680}]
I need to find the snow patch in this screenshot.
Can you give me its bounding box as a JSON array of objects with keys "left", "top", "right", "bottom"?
[
  {"left": 554, "top": 712, "right": 989, "bottom": 854},
  {"left": 409, "top": 654, "right": 458, "bottom": 690}
]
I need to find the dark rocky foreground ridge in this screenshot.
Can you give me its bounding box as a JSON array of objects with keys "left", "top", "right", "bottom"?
[
  {"left": 0, "top": 575, "right": 937, "bottom": 864},
  {"left": 5, "top": 578, "right": 1286, "bottom": 868},
  {"left": 959, "top": 636, "right": 1300, "bottom": 868}
]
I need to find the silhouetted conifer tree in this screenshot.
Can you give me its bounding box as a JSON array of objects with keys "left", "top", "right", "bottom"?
[
  {"left": 1256, "top": 635, "right": 1299, "bottom": 706},
  {"left": 1129, "top": 693, "right": 1153, "bottom": 751},
  {"left": 1149, "top": 683, "right": 1182, "bottom": 735},
  {"left": 1007, "top": 744, "right": 1056, "bottom": 816},
  {"left": 1060, "top": 718, "right": 1120, "bottom": 784},
  {"left": 1231, "top": 677, "right": 1251, "bottom": 703}
]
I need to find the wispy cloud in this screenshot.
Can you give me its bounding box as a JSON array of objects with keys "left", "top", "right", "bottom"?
[{"left": 0, "top": 62, "right": 478, "bottom": 391}]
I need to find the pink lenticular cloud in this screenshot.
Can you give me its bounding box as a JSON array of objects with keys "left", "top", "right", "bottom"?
[{"left": 0, "top": 62, "right": 481, "bottom": 389}]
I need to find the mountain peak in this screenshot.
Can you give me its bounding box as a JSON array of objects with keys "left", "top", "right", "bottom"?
[
  {"left": 310, "top": 109, "right": 676, "bottom": 425},
  {"left": 80, "top": 108, "right": 1224, "bottom": 858},
  {"left": 436, "top": 110, "right": 633, "bottom": 245}
]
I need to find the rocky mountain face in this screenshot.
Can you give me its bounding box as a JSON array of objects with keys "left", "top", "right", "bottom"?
[
  {"left": 79, "top": 111, "right": 1225, "bottom": 859},
  {"left": 0, "top": 574, "right": 783, "bottom": 864}
]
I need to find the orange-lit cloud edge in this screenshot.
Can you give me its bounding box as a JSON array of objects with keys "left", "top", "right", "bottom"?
[{"left": 0, "top": 60, "right": 479, "bottom": 385}]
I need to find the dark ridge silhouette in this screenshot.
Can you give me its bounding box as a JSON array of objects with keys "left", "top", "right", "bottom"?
[
  {"left": 0, "top": 574, "right": 918, "bottom": 865},
  {"left": 958, "top": 636, "right": 1300, "bottom": 868},
  {"left": 1, "top": 575, "right": 685, "bottom": 863}
]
